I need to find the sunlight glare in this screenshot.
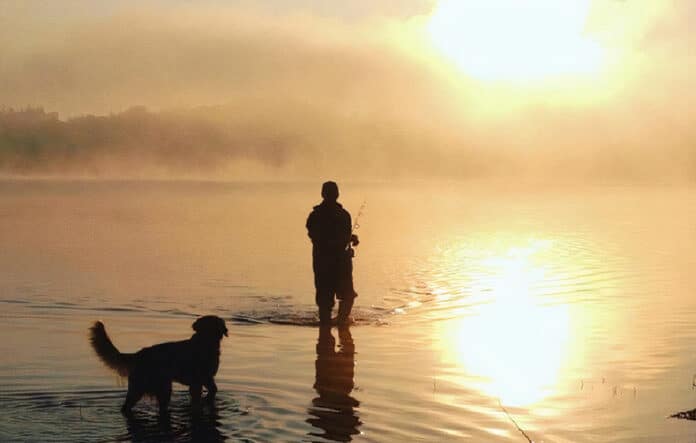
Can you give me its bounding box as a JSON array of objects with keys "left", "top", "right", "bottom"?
[
  {"left": 438, "top": 239, "right": 570, "bottom": 407},
  {"left": 427, "top": 0, "right": 604, "bottom": 82}
]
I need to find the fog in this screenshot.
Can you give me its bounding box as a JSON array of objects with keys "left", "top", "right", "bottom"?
[{"left": 1, "top": 1, "right": 694, "bottom": 182}]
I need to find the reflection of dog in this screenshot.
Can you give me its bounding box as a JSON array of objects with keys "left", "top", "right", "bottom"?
[{"left": 89, "top": 316, "right": 228, "bottom": 415}]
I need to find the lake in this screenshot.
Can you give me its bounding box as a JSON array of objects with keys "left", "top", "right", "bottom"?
[{"left": 2, "top": 179, "right": 696, "bottom": 442}]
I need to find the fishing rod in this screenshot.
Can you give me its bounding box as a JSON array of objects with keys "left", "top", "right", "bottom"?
[
  {"left": 352, "top": 200, "right": 366, "bottom": 234},
  {"left": 346, "top": 200, "right": 366, "bottom": 257}
]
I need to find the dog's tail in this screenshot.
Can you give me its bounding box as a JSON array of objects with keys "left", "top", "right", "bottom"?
[{"left": 89, "top": 321, "right": 134, "bottom": 377}]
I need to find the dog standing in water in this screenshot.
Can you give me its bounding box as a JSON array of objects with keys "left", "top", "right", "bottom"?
[{"left": 89, "top": 315, "right": 228, "bottom": 415}]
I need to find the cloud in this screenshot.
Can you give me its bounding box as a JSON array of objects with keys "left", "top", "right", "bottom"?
[
  {"left": 0, "top": 5, "right": 476, "bottom": 179},
  {"left": 0, "top": 1, "right": 694, "bottom": 182},
  {"left": 0, "top": 4, "right": 439, "bottom": 115}
]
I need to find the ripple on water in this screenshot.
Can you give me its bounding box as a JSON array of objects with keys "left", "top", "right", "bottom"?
[
  {"left": 0, "top": 389, "right": 262, "bottom": 443},
  {"left": 386, "top": 232, "right": 645, "bottom": 322}
]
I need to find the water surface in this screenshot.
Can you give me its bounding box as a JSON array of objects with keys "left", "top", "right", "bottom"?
[{"left": 2, "top": 180, "right": 696, "bottom": 442}]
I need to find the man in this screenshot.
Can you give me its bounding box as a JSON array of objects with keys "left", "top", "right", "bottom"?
[{"left": 306, "top": 181, "right": 359, "bottom": 325}]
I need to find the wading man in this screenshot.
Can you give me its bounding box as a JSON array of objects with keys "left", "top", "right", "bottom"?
[{"left": 306, "top": 181, "right": 359, "bottom": 325}]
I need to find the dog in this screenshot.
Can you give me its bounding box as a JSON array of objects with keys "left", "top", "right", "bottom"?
[{"left": 89, "top": 315, "right": 228, "bottom": 415}]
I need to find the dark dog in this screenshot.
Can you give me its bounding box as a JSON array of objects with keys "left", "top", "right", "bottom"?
[{"left": 89, "top": 315, "right": 228, "bottom": 415}]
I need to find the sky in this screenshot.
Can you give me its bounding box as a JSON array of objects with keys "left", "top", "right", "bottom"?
[{"left": 0, "top": 0, "right": 694, "bottom": 181}]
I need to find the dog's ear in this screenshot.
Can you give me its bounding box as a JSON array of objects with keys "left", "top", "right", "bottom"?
[
  {"left": 192, "top": 317, "right": 204, "bottom": 333},
  {"left": 216, "top": 317, "right": 229, "bottom": 337}
]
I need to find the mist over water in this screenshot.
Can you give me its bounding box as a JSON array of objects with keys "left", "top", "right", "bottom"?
[
  {"left": 2, "top": 1, "right": 696, "bottom": 183},
  {"left": 2, "top": 105, "right": 695, "bottom": 183},
  {"left": 3, "top": 180, "right": 696, "bottom": 441}
]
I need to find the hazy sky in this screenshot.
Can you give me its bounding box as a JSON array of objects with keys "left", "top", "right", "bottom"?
[{"left": 0, "top": 0, "right": 694, "bottom": 181}]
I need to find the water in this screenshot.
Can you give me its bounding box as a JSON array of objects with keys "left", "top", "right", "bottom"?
[{"left": 2, "top": 179, "right": 696, "bottom": 442}]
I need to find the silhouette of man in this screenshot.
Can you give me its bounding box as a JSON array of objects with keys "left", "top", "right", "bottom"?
[{"left": 306, "top": 181, "right": 359, "bottom": 325}]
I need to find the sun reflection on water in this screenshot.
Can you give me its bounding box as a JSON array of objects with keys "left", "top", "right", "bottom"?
[{"left": 437, "top": 238, "right": 572, "bottom": 407}]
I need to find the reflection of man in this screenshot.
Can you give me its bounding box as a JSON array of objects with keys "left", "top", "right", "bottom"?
[
  {"left": 306, "top": 181, "right": 359, "bottom": 325},
  {"left": 308, "top": 326, "right": 361, "bottom": 442}
]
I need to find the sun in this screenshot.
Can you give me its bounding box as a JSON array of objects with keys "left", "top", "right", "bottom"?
[{"left": 427, "top": 0, "right": 604, "bottom": 82}]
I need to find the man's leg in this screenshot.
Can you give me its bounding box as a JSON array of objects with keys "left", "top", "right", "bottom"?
[
  {"left": 317, "top": 297, "right": 333, "bottom": 325},
  {"left": 335, "top": 257, "right": 357, "bottom": 325},
  {"left": 336, "top": 296, "right": 354, "bottom": 325},
  {"left": 314, "top": 256, "right": 334, "bottom": 325},
  {"left": 315, "top": 274, "right": 336, "bottom": 325}
]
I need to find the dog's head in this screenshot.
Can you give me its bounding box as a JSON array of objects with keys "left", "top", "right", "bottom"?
[{"left": 192, "top": 315, "right": 229, "bottom": 340}]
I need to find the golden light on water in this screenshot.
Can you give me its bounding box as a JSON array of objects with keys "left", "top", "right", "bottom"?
[
  {"left": 427, "top": 0, "right": 604, "bottom": 82},
  {"left": 437, "top": 239, "right": 572, "bottom": 407}
]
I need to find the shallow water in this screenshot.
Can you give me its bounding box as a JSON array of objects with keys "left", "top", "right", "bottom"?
[{"left": 2, "top": 180, "right": 696, "bottom": 442}]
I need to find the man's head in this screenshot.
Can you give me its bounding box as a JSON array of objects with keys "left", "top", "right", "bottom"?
[{"left": 321, "top": 181, "right": 339, "bottom": 202}]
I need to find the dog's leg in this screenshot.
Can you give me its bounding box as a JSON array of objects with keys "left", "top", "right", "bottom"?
[
  {"left": 122, "top": 381, "right": 144, "bottom": 415},
  {"left": 189, "top": 384, "right": 202, "bottom": 407},
  {"left": 157, "top": 383, "right": 172, "bottom": 416},
  {"left": 204, "top": 378, "right": 218, "bottom": 403}
]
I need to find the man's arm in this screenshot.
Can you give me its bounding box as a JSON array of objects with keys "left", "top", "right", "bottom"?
[
  {"left": 307, "top": 209, "right": 329, "bottom": 244},
  {"left": 342, "top": 210, "right": 352, "bottom": 246},
  {"left": 306, "top": 211, "right": 316, "bottom": 241}
]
